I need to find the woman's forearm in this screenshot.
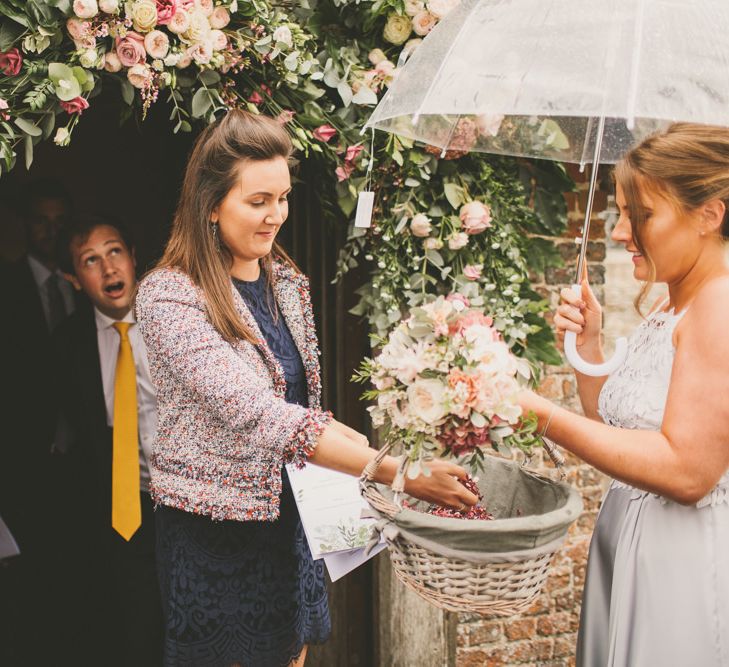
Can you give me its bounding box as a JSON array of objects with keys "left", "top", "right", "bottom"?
[
  {"left": 571, "top": 342, "right": 608, "bottom": 420},
  {"left": 533, "top": 396, "right": 709, "bottom": 504}
]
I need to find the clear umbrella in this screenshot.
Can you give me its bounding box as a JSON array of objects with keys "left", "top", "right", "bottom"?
[{"left": 366, "top": 0, "right": 729, "bottom": 375}]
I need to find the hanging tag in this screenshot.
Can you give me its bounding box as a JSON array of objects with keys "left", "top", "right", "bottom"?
[{"left": 354, "top": 191, "right": 375, "bottom": 228}]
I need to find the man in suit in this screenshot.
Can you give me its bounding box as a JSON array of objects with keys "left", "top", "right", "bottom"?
[
  {"left": 53, "top": 214, "right": 163, "bottom": 666},
  {"left": 0, "top": 180, "right": 77, "bottom": 666}
]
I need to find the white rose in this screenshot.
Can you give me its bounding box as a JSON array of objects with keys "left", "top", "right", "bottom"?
[
  {"left": 412, "top": 11, "right": 437, "bottom": 36},
  {"left": 404, "top": 0, "right": 425, "bottom": 16},
  {"left": 407, "top": 378, "right": 447, "bottom": 425},
  {"left": 131, "top": 0, "right": 158, "bottom": 33},
  {"left": 54, "top": 127, "right": 71, "bottom": 146},
  {"left": 448, "top": 231, "right": 469, "bottom": 250},
  {"left": 210, "top": 29, "right": 227, "bottom": 51},
  {"left": 144, "top": 30, "right": 170, "bottom": 59},
  {"left": 196, "top": 0, "right": 214, "bottom": 17},
  {"left": 182, "top": 10, "right": 211, "bottom": 43},
  {"left": 476, "top": 113, "right": 504, "bottom": 138},
  {"left": 273, "top": 25, "right": 293, "bottom": 48},
  {"left": 79, "top": 48, "right": 99, "bottom": 68},
  {"left": 188, "top": 41, "right": 213, "bottom": 64},
  {"left": 383, "top": 14, "right": 412, "bottom": 45},
  {"left": 104, "top": 51, "right": 122, "bottom": 72},
  {"left": 127, "top": 62, "right": 153, "bottom": 88},
  {"left": 98, "top": 0, "right": 119, "bottom": 13},
  {"left": 409, "top": 213, "right": 432, "bottom": 237},
  {"left": 167, "top": 10, "right": 190, "bottom": 34},
  {"left": 163, "top": 51, "right": 182, "bottom": 67},
  {"left": 73, "top": 0, "right": 98, "bottom": 19},
  {"left": 427, "top": 0, "right": 460, "bottom": 19},
  {"left": 368, "top": 48, "right": 387, "bottom": 65},
  {"left": 209, "top": 7, "right": 231, "bottom": 29}
]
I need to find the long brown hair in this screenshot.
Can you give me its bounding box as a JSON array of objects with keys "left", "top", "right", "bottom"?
[
  {"left": 155, "top": 110, "right": 300, "bottom": 344},
  {"left": 614, "top": 122, "right": 729, "bottom": 313}
]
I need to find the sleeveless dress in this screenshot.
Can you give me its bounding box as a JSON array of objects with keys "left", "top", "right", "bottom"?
[
  {"left": 155, "top": 271, "right": 330, "bottom": 667},
  {"left": 576, "top": 304, "right": 729, "bottom": 666}
]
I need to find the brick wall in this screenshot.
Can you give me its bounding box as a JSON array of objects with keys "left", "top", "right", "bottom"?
[{"left": 454, "top": 164, "right": 612, "bottom": 667}]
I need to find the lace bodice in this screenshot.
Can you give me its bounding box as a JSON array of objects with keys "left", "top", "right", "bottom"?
[{"left": 598, "top": 305, "right": 729, "bottom": 506}]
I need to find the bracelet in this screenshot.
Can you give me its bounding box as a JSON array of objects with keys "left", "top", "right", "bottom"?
[{"left": 540, "top": 405, "right": 557, "bottom": 439}]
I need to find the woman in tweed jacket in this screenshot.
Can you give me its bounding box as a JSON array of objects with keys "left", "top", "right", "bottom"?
[{"left": 135, "top": 110, "right": 477, "bottom": 667}]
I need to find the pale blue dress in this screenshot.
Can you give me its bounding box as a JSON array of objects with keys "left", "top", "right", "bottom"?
[{"left": 576, "top": 305, "right": 729, "bottom": 666}]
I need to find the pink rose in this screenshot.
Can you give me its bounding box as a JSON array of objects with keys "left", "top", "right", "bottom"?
[
  {"left": 463, "top": 264, "right": 483, "bottom": 280},
  {"left": 60, "top": 96, "right": 90, "bottom": 115},
  {"left": 66, "top": 17, "right": 89, "bottom": 40},
  {"left": 248, "top": 91, "right": 264, "bottom": 105},
  {"left": 447, "top": 231, "right": 468, "bottom": 250},
  {"left": 409, "top": 213, "right": 432, "bottom": 237},
  {"left": 167, "top": 9, "right": 190, "bottom": 33},
  {"left": 344, "top": 144, "right": 364, "bottom": 163},
  {"left": 336, "top": 163, "right": 354, "bottom": 182},
  {"left": 0, "top": 48, "right": 23, "bottom": 76},
  {"left": 459, "top": 201, "right": 492, "bottom": 234},
  {"left": 187, "top": 41, "right": 212, "bottom": 65},
  {"left": 115, "top": 32, "right": 146, "bottom": 67},
  {"left": 155, "top": 0, "right": 178, "bottom": 24},
  {"left": 445, "top": 293, "right": 470, "bottom": 308},
  {"left": 0, "top": 98, "right": 9, "bottom": 121},
  {"left": 73, "top": 0, "right": 98, "bottom": 19},
  {"left": 277, "top": 110, "right": 295, "bottom": 124},
  {"left": 144, "top": 30, "right": 170, "bottom": 59},
  {"left": 197, "top": 0, "right": 214, "bottom": 17},
  {"left": 209, "top": 6, "right": 230, "bottom": 29},
  {"left": 412, "top": 11, "right": 437, "bottom": 36},
  {"left": 313, "top": 125, "right": 336, "bottom": 142}
]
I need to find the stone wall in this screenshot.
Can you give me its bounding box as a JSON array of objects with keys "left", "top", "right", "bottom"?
[{"left": 454, "top": 164, "right": 614, "bottom": 667}]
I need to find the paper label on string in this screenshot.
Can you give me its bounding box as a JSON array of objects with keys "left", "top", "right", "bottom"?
[{"left": 354, "top": 191, "right": 375, "bottom": 228}]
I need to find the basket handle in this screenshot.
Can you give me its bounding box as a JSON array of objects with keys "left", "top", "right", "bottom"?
[
  {"left": 359, "top": 442, "right": 403, "bottom": 519},
  {"left": 539, "top": 438, "right": 566, "bottom": 480}
]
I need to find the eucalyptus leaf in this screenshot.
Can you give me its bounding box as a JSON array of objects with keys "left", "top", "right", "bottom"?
[
  {"left": 14, "top": 117, "right": 42, "bottom": 137},
  {"left": 191, "top": 88, "right": 212, "bottom": 118},
  {"left": 119, "top": 79, "right": 134, "bottom": 106},
  {"left": 23, "top": 134, "right": 33, "bottom": 170}
]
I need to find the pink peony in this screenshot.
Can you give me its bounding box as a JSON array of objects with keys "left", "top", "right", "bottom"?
[
  {"left": 60, "top": 96, "right": 90, "bottom": 115},
  {"left": 459, "top": 201, "right": 492, "bottom": 234},
  {"left": 463, "top": 264, "right": 483, "bottom": 280},
  {"left": 0, "top": 48, "right": 23, "bottom": 76},
  {"left": 116, "top": 31, "right": 146, "bottom": 67},
  {"left": 155, "top": 0, "right": 178, "bottom": 24},
  {"left": 313, "top": 124, "right": 337, "bottom": 143}
]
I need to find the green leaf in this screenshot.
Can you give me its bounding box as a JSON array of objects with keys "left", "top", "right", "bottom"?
[
  {"left": 191, "top": 88, "right": 212, "bottom": 118},
  {"left": 23, "top": 133, "right": 33, "bottom": 170},
  {"left": 198, "top": 69, "right": 221, "bottom": 85},
  {"left": 40, "top": 112, "right": 55, "bottom": 140},
  {"left": 14, "top": 117, "right": 42, "bottom": 137},
  {"left": 0, "top": 19, "right": 24, "bottom": 50},
  {"left": 444, "top": 182, "right": 466, "bottom": 209},
  {"left": 119, "top": 79, "right": 134, "bottom": 105}
]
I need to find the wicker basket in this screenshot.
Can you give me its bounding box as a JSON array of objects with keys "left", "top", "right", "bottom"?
[{"left": 360, "top": 444, "right": 583, "bottom": 616}]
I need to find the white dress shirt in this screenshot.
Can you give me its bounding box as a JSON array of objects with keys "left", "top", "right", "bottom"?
[
  {"left": 95, "top": 307, "right": 157, "bottom": 491},
  {"left": 27, "top": 254, "right": 76, "bottom": 329}
]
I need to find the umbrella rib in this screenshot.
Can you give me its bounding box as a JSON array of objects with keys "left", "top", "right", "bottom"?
[
  {"left": 625, "top": 0, "right": 647, "bottom": 128},
  {"left": 412, "top": 0, "right": 481, "bottom": 124}
]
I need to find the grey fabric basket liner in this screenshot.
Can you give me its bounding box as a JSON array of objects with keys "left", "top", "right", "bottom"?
[{"left": 377, "top": 455, "right": 583, "bottom": 554}]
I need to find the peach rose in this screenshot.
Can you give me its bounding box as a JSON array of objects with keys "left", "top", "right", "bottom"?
[
  {"left": 127, "top": 63, "right": 153, "bottom": 88},
  {"left": 104, "top": 51, "right": 122, "bottom": 72},
  {"left": 459, "top": 201, "right": 492, "bottom": 234},
  {"left": 209, "top": 6, "right": 230, "bottom": 29},
  {"left": 410, "top": 213, "right": 432, "bottom": 237},
  {"left": 412, "top": 11, "right": 437, "bottom": 36}
]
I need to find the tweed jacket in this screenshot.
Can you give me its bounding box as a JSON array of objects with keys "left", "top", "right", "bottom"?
[{"left": 135, "top": 263, "right": 332, "bottom": 522}]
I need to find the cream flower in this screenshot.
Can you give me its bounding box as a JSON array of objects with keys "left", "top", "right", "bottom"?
[
  {"left": 407, "top": 378, "right": 447, "bottom": 425},
  {"left": 402, "top": 37, "right": 423, "bottom": 57},
  {"left": 79, "top": 48, "right": 99, "bottom": 68},
  {"left": 104, "top": 51, "right": 122, "bottom": 72},
  {"left": 127, "top": 62, "right": 153, "bottom": 88},
  {"left": 409, "top": 213, "right": 432, "bottom": 237},
  {"left": 73, "top": 0, "right": 98, "bottom": 19},
  {"left": 427, "top": 0, "right": 460, "bottom": 19},
  {"left": 368, "top": 48, "right": 387, "bottom": 65},
  {"left": 188, "top": 41, "right": 213, "bottom": 64},
  {"left": 423, "top": 237, "right": 443, "bottom": 250},
  {"left": 383, "top": 14, "right": 412, "bottom": 45},
  {"left": 182, "top": 10, "right": 211, "bottom": 44},
  {"left": 412, "top": 11, "right": 437, "bottom": 36},
  {"left": 210, "top": 30, "right": 227, "bottom": 51},
  {"left": 448, "top": 231, "right": 469, "bottom": 250},
  {"left": 273, "top": 26, "right": 293, "bottom": 48},
  {"left": 54, "top": 127, "right": 71, "bottom": 146},
  {"left": 66, "top": 17, "right": 89, "bottom": 40},
  {"left": 98, "top": 0, "right": 119, "bottom": 12},
  {"left": 404, "top": 0, "right": 425, "bottom": 16},
  {"left": 209, "top": 7, "right": 231, "bottom": 29},
  {"left": 144, "top": 30, "right": 170, "bottom": 59},
  {"left": 131, "top": 0, "right": 158, "bottom": 33},
  {"left": 196, "top": 0, "right": 214, "bottom": 17},
  {"left": 167, "top": 10, "right": 191, "bottom": 34}
]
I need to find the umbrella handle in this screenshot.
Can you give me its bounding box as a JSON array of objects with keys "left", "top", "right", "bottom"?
[{"left": 563, "top": 284, "right": 628, "bottom": 377}]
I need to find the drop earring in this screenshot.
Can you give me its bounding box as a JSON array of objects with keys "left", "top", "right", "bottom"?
[{"left": 211, "top": 222, "right": 219, "bottom": 243}]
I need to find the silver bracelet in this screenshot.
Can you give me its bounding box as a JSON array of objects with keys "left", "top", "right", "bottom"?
[{"left": 540, "top": 405, "right": 557, "bottom": 439}]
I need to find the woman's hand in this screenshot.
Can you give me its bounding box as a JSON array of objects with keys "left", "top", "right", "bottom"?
[
  {"left": 555, "top": 277, "right": 602, "bottom": 352},
  {"left": 403, "top": 459, "right": 479, "bottom": 510}
]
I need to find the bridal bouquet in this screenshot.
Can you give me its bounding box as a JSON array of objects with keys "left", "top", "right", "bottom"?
[{"left": 355, "top": 293, "right": 541, "bottom": 475}]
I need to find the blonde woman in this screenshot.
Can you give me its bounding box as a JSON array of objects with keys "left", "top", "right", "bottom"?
[
  {"left": 519, "top": 123, "right": 729, "bottom": 666},
  {"left": 135, "top": 110, "right": 478, "bottom": 667}
]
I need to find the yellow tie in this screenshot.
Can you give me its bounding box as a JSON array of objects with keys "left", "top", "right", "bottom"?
[{"left": 112, "top": 322, "right": 141, "bottom": 541}]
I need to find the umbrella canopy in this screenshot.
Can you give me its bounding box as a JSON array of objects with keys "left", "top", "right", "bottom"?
[{"left": 367, "top": 0, "right": 729, "bottom": 164}]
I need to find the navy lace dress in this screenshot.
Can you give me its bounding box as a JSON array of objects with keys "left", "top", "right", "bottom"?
[{"left": 155, "top": 271, "right": 331, "bottom": 667}]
